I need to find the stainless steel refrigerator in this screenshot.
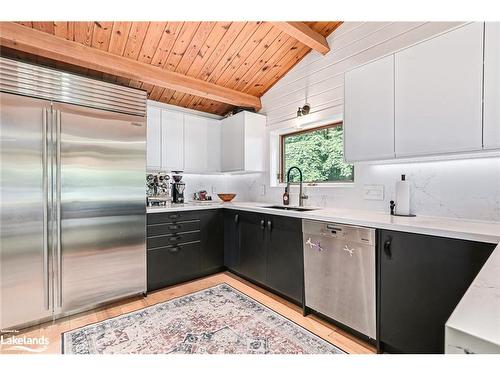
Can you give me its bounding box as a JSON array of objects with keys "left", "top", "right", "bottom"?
[{"left": 0, "top": 57, "right": 147, "bottom": 330}]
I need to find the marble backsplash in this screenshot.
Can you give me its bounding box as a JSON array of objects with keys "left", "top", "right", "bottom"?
[{"left": 182, "top": 156, "right": 500, "bottom": 222}]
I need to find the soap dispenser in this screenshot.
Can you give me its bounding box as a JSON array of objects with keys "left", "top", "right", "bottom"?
[
  {"left": 283, "top": 187, "right": 289, "bottom": 206},
  {"left": 395, "top": 174, "right": 410, "bottom": 216}
]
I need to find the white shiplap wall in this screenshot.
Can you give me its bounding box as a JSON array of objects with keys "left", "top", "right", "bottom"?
[
  {"left": 261, "top": 22, "right": 466, "bottom": 127},
  {"left": 243, "top": 22, "right": 500, "bottom": 222}
]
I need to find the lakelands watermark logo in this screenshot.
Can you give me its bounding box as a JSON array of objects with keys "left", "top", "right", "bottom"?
[{"left": 1, "top": 330, "right": 49, "bottom": 353}]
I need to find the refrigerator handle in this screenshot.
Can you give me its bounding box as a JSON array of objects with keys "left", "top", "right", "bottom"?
[
  {"left": 55, "top": 110, "right": 63, "bottom": 308},
  {"left": 42, "top": 108, "right": 50, "bottom": 311}
]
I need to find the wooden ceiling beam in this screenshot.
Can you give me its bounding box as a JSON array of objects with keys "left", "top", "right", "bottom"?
[
  {"left": 271, "top": 22, "right": 330, "bottom": 55},
  {"left": 0, "top": 22, "right": 262, "bottom": 110}
]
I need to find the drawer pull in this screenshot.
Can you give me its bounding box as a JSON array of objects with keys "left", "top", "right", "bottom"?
[
  {"left": 168, "top": 225, "right": 180, "bottom": 230},
  {"left": 169, "top": 214, "right": 179, "bottom": 219},
  {"left": 169, "top": 236, "right": 181, "bottom": 242},
  {"left": 168, "top": 246, "right": 180, "bottom": 253}
]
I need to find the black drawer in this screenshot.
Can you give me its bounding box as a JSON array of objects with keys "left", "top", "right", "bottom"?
[
  {"left": 147, "top": 220, "right": 200, "bottom": 237},
  {"left": 147, "top": 231, "right": 200, "bottom": 249},
  {"left": 147, "top": 211, "right": 200, "bottom": 225},
  {"left": 147, "top": 242, "right": 201, "bottom": 291}
]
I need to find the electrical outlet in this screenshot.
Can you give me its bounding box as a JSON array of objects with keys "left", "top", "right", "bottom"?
[
  {"left": 260, "top": 184, "right": 266, "bottom": 196},
  {"left": 364, "top": 184, "right": 384, "bottom": 200}
]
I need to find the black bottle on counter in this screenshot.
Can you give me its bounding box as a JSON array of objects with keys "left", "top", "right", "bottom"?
[{"left": 283, "top": 187, "right": 289, "bottom": 206}]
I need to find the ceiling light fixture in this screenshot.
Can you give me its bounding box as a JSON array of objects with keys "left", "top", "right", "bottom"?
[{"left": 297, "top": 103, "right": 310, "bottom": 117}]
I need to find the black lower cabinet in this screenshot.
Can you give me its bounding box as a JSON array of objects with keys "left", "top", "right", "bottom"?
[
  {"left": 200, "top": 210, "right": 224, "bottom": 274},
  {"left": 239, "top": 211, "right": 268, "bottom": 285},
  {"left": 378, "top": 230, "right": 495, "bottom": 354},
  {"left": 229, "top": 210, "right": 303, "bottom": 305},
  {"left": 266, "top": 215, "right": 303, "bottom": 302},
  {"left": 147, "top": 209, "right": 224, "bottom": 292},
  {"left": 224, "top": 210, "right": 240, "bottom": 272},
  {"left": 147, "top": 243, "right": 201, "bottom": 291}
]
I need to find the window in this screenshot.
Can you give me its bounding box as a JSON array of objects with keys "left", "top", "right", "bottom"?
[{"left": 280, "top": 123, "right": 354, "bottom": 184}]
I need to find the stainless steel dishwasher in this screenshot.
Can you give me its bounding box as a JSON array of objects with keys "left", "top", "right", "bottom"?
[{"left": 303, "top": 220, "right": 376, "bottom": 340}]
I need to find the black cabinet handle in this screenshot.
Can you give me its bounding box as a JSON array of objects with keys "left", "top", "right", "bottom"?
[
  {"left": 168, "top": 225, "right": 180, "bottom": 230},
  {"left": 267, "top": 220, "right": 272, "bottom": 231},
  {"left": 384, "top": 237, "right": 392, "bottom": 259},
  {"left": 169, "top": 236, "right": 181, "bottom": 242},
  {"left": 260, "top": 219, "right": 265, "bottom": 229},
  {"left": 168, "top": 246, "right": 180, "bottom": 253},
  {"left": 234, "top": 214, "right": 239, "bottom": 224}
]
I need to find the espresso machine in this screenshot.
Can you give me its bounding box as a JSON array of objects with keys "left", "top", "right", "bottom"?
[
  {"left": 171, "top": 171, "right": 185, "bottom": 204},
  {"left": 146, "top": 172, "right": 171, "bottom": 206}
]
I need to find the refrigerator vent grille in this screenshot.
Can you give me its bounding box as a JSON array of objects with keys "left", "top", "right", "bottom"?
[{"left": 0, "top": 57, "right": 147, "bottom": 116}]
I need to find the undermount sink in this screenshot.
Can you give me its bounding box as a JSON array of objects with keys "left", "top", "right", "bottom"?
[{"left": 264, "top": 205, "right": 317, "bottom": 212}]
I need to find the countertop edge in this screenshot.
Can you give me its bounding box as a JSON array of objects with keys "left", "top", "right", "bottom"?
[
  {"left": 146, "top": 202, "right": 500, "bottom": 244},
  {"left": 445, "top": 243, "right": 500, "bottom": 349}
]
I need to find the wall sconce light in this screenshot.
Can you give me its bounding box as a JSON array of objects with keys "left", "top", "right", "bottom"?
[{"left": 297, "top": 103, "right": 311, "bottom": 117}]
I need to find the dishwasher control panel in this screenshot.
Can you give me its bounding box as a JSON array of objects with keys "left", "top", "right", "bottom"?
[{"left": 303, "top": 220, "right": 375, "bottom": 245}]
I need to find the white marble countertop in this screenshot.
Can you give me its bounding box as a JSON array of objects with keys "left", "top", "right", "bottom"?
[
  {"left": 147, "top": 201, "right": 500, "bottom": 244},
  {"left": 148, "top": 200, "right": 500, "bottom": 352},
  {"left": 445, "top": 243, "right": 500, "bottom": 353}
]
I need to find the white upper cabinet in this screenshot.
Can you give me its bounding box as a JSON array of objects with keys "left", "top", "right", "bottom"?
[
  {"left": 221, "top": 114, "right": 244, "bottom": 172},
  {"left": 206, "top": 118, "right": 221, "bottom": 172},
  {"left": 395, "top": 23, "right": 484, "bottom": 157},
  {"left": 221, "top": 111, "right": 266, "bottom": 173},
  {"left": 344, "top": 55, "right": 395, "bottom": 162},
  {"left": 146, "top": 106, "right": 161, "bottom": 170},
  {"left": 146, "top": 102, "right": 224, "bottom": 173},
  {"left": 184, "top": 114, "right": 208, "bottom": 173},
  {"left": 183, "top": 115, "right": 221, "bottom": 173},
  {"left": 483, "top": 22, "right": 500, "bottom": 150},
  {"left": 161, "top": 109, "right": 184, "bottom": 172}
]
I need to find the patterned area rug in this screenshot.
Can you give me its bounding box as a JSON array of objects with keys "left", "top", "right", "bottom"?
[{"left": 63, "top": 284, "right": 345, "bottom": 354}]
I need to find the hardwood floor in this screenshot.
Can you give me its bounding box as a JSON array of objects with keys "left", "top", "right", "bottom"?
[{"left": 0, "top": 272, "right": 376, "bottom": 355}]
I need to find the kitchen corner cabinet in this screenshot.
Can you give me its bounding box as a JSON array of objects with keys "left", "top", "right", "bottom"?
[
  {"left": 224, "top": 210, "right": 241, "bottom": 272},
  {"left": 221, "top": 111, "right": 266, "bottom": 173},
  {"left": 225, "top": 210, "right": 303, "bottom": 304},
  {"left": 395, "top": 23, "right": 484, "bottom": 157},
  {"left": 483, "top": 22, "right": 500, "bottom": 150},
  {"left": 378, "top": 230, "right": 495, "bottom": 354},
  {"left": 344, "top": 55, "right": 395, "bottom": 162},
  {"left": 200, "top": 209, "right": 224, "bottom": 273},
  {"left": 206, "top": 118, "right": 222, "bottom": 172},
  {"left": 184, "top": 115, "right": 221, "bottom": 173}
]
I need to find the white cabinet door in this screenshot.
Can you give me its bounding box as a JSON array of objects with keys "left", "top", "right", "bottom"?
[
  {"left": 146, "top": 106, "right": 161, "bottom": 169},
  {"left": 221, "top": 115, "right": 244, "bottom": 172},
  {"left": 344, "top": 55, "right": 395, "bottom": 162},
  {"left": 206, "top": 118, "right": 221, "bottom": 172},
  {"left": 395, "top": 23, "right": 484, "bottom": 157},
  {"left": 161, "top": 109, "right": 184, "bottom": 171},
  {"left": 484, "top": 22, "right": 500, "bottom": 150},
  {"left": 242, "top": 112, "right": 266, "bottom": 172},
  {"left": 184, "top": 114, "right": 207, "bottom": 172}
]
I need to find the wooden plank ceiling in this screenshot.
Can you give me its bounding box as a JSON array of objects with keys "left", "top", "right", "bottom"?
[{"left": 3, "top": 21, "right": 341, "bottom": 115}]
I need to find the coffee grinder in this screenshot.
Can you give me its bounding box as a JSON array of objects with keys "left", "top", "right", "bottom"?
[{"left": 171, "top": 171, "right": 185, "bottom": 204}]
